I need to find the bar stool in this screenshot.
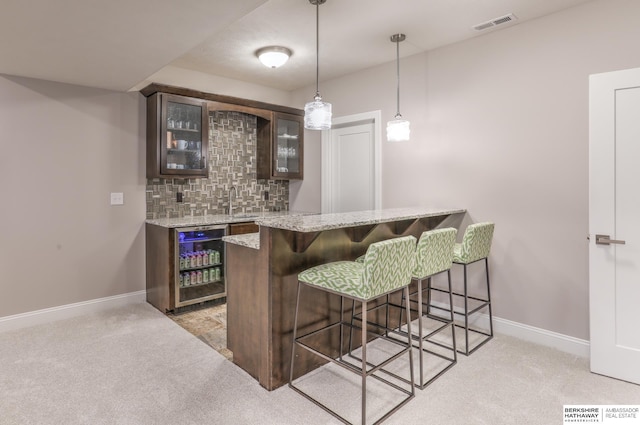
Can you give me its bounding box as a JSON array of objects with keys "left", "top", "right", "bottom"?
[
  {"left": 355, "top": 228, "right": 458, "bottom": 388},
  {"left": 398, "top": 227, "right": 458, "bottom": 388},
  {"left": 289, "top": 236, "right": 417, "bottom": 425},
  {"left": 429, "top": 222, "right": 494, "bottom": 356}
]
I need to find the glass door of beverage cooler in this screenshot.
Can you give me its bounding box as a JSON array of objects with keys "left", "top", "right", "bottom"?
[{"left": 174, "top": 225, "right": 227, "bottom": 308}]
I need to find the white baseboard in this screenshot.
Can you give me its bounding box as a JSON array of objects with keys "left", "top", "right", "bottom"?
[
  {"left": 0, "top": 290, "right": 147, "bottom": 334},
  {"left": 1, "top": 292, "right": 591, "bottom": 358},
  {"left": 431, "top": 300, "right": 590, "bottom": 358},
  {"left": 461, "top": 311, "right": 590, "bottom": 358},
  {"left": 491, "top": 315, "right": 590, "bottom": 358}
]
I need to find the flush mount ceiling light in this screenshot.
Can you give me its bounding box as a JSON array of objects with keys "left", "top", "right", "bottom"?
[
  {"left": 304, "top": 0, "right": 332, "bottom": 130},
  {"left": 256, "top": 46, "right": 292, "bottom": 68},
  {"left": 387, "top": 33, "right": 410, "bottom": 142}
]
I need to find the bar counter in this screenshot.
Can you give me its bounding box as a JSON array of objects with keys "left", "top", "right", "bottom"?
[{"left": 224, "top": 207, "right": 465, "bottom": 390}]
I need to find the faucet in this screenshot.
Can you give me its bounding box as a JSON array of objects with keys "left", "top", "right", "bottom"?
[{"left": 228, "top": 186, "right": 237, "bottom": 216}]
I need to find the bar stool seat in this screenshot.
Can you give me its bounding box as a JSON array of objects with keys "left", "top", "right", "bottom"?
[
  {"left": 289, "top": 236, "right": 417, "bottom": 425},
  {"left": 430, "top": 222, "right": 495, "bottom": 356}
]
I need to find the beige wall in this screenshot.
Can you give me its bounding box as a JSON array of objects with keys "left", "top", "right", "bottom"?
[
  {"left": 291, "top": 0, "right": 640, "bottom": 340},
  {"left": 3, "top": 0, "right": 638, "bottom": 340},
  {"left": 0, "top": 75, "right": 147, "bottom": 317}
]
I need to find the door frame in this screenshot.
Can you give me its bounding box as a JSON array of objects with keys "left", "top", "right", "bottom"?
[{"left": 321, "top": 110, "right": 382, "bottom": 213}]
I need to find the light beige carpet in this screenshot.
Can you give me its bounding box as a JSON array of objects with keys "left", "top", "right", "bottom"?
[{"left": 1, "top": 302, "right": 638, "bottom": 425}]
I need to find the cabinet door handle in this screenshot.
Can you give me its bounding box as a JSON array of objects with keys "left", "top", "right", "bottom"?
[{"left": 595, "top": 234, "right": 626, "bottom": 245}]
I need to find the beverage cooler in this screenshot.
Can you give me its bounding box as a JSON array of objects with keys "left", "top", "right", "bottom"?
[{"left": 174, "top": 225, "right": 227, "bottom": 308}]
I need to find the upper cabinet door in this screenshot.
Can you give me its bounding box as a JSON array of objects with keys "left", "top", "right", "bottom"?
[
  {"left": 256, "top": 112, "right": 304, "bottom": 180},
  {"left": 147, "top": 93, "right": 209, "bottom": 179},
  {"left": 272, "top": 112, "right": 304, "bottom": 180}
]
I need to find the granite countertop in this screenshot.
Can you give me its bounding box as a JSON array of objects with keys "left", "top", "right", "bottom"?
[
  {"left": 145, "top": 211, "right": 309, "bottom": 228},
  {"left": 222, "top": 232, "right": 260, "bottom": 250},
  {"left": 255, "top": 207, "right": 466, "bottom": 232}
]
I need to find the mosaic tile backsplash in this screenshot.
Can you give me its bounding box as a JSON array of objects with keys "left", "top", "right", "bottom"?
[{"left": 146, "top": 111, "right": 289, "bottom": 219}]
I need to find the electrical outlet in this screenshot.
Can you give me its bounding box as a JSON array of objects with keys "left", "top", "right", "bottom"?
[
  {"left": 110, "top": 192, "right": 124, "bottom": 205},
  {"left": 176, "top": 192, "right": 183, "bottom": 203},
  {"left": 263, "top": 191, "right": 269, "bottom": 201}
]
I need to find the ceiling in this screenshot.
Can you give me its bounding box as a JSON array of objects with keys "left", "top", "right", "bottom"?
[{"left": 0, "top": 0, "right": 594, "bottom": 93}]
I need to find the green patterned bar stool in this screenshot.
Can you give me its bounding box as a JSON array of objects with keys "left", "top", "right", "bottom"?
[
  {"left": 399, "top": 228, "right": 458, "bottom": 388},
  {"left": 289, "top": 236, "right": 417, "bottom": 425},
  {"left": 355, "top": 228, "right": 458, "bottom": 388},
  {"left": 430, "top": 222, "right": 495, "bottom": 356}
]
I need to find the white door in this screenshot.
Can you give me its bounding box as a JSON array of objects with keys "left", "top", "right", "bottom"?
[
  {"left": 321, "top": 111, "right": 382, "bottom": 213},
  {"left": 589, "top": 67, "right": 640, "bottom": 385}
]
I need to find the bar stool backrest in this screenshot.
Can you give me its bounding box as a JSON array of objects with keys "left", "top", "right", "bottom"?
[
  {"left": 456, "top": 222, "right": 495, "bottom": 264},
  {"left": 360, "top": 235, "right": 417, "bottom": 299},
  {"left": 413, "top": 228, "right": 457, "bottom": 279}
]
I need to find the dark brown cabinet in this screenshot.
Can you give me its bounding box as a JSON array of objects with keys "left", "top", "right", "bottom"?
[
  {"left": 147, "top": 93, "right": 209, "bottom": 179},
  {"left": 257, "top": 112, "right": 303, "bottom": 180},
  {"left": 229, "top": 221, "right": 259, "bottom": 235},
  {"left": 143, "top": 84, "right": 304, "bottom": 181}
]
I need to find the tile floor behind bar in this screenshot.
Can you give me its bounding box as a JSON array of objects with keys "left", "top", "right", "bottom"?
[{"left": 168, "top": 303, "right": 232, "bottom": 360}]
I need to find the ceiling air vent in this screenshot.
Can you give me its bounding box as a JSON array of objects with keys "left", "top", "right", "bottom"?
[{"left": 473, "top": 13, "right": 518, "bottom": 31}]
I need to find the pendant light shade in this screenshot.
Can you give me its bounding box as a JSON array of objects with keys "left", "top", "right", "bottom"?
[
  {"left": 387, "top": 115, "right": 411, "bottom": 142},
  {"left": 304, "top": 94, "right": 332, "bottom": 130},
  {"left": 387, "top": 33, "right": 410, "bottom": 142},
  {"left": 304, "top": 0, "right": 332, "bottom": 130}
]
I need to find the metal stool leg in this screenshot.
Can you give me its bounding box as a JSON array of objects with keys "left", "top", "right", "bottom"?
[
  {"left": 416, "top": 278, "right": 425, "bottom": 386},
  {"left": 485, "top": 258, "right": 494, "bottom": 338},
  {"left": 339, "top": 296, "right": 345, "bottom": 362},
  {"left": 360, "top": 301, "right": 367, "bottom": 425},
  {"left": 462, "top": 264, "right": 470, "bottom": 355},
  {"left": 447, "top": 270, "right": 458, "bottom": 358}
]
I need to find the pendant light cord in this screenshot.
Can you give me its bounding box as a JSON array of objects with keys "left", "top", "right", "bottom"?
[
  {"left": 315, "top": 0, "right": 320, "bottom": 98},
  {"left": 395, "top": 37, "right": 400, "bottom": 117}
]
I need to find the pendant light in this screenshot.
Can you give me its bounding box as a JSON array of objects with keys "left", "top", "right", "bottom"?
[
  {"left": 304, "top": 0, "right": 332, "bottom": 130},
  {"left": 387, "top": 33, "right": 410, "bottom": 142}
]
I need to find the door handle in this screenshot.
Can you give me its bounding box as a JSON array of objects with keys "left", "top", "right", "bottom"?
[{"left": 595, "top": 234, "right": 626, "bottom": 245}]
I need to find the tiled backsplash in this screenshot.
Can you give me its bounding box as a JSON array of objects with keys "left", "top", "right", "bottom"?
[{"left": 146, "top": 111, "right": 288, "bottom": 219}]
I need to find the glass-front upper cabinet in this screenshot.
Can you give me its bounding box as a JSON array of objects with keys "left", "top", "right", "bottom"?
[
  {"left": 147, "top": 93, "right": 209, "bottom": 179},
  {"left": 272, "top": 112, "right": 303, "bottom": 180}
]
